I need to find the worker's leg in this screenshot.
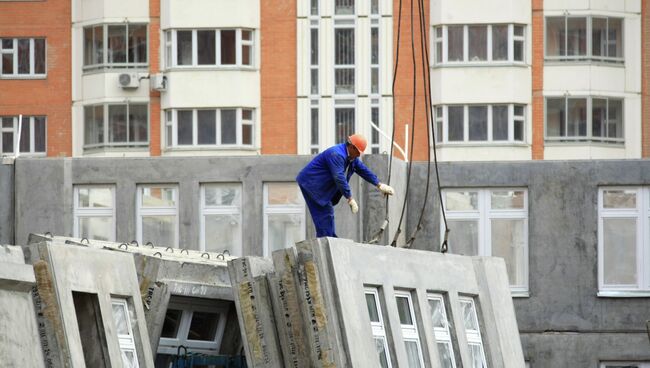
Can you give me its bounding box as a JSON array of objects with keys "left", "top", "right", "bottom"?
[{"left": 300, "top": 187, "right": 337, "bottom": 238}]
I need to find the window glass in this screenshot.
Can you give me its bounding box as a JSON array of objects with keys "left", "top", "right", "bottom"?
[
  {"left": 446, "top": 191, "right": 478, "bottom": 211},
  {"left": 268, "top": 213, "right": 303, "bottom": 253},
  {"left": 34, "top": 116, "right": 46, "bottom": 152},
  {"left": 567, "top": 98, "right": 587, "bottom": 137},
  {"left": 603, "top": 218, "right": 636, "bottom": 285},
  {"left": 108, "top": 26, "right": 127, "bottom": 63},
  {"left": 395, "top": 296, "right": 413, "bottom": 325},
  {"left": 112, "top": 303, "right": 130, "bottom": 335},
  {"left": 221, "top": 109, "right": 237, "bottom": 144},
  {"left": 492, "top": 25, "right": 508, "bottom": 61},
  {"left": 438, "top": 343, "right": 455, "bottom": 368},
  {"left": 405, "top": 341, "right": 422, "bottom": 368},
  {"left": 607, "top": 99, "right": 623, "bottom": 139},
  {"left": 491, "top": 219, "right": 526, "bottom": 285},
  {"left": 188, "top": 311, "right": 219, "bottom": 341},
  {"left": 205, "top": 184, "right": 240, "bottom": 207},
  {"left": 268, "top": 183, "right": 302, "bottom": 205},
  {"left": 546, "top": 17, "right": 565, "bottom": 56},
  {"left": 492, "top": 105, "right": 508, "bottom": 140},
  {"left": 365, "top": 294, "right": 380, "bottom": 322},
  {"left": 468, "top": 26, "right": 487, "bottom": 61},
  {"left": 592, "top": 98, "right": 607, "bottom": 138},
  {"left": 17, "top": 39, "right": 30, "bottom": 74},
  {"left": 374, "top": 338, "right": 390, "bottom": 368},
  {"left": 603, "top": 190, "right": 636, "bottom": 209},
  {"left": 448, "top": 220, "right": 479, "bottom": 255},
  {"left": 567, "top": 17, "right": 586, "bottom": 56},
  {"left": 142, "top": 187, "right": 176, "bottom": 207},
  {"left": 592, "top": 18, "right": 607, "bottom": 57},
  {"left": 161, "top": 309, "right": 182, "bottom": 338},
  {"left": 335, "top": 0, "right": 354, "bottom": 15},
  {"left": 177, "top": 110, "right": 193, "bottom": 145},
  {"left": 197, "top": 30, "right": 216, "bottom": 65},
  {"left": 197, "top": 110, "right": 216, "bottom": 145},
  {"left": 108, "top": 105, "right": 127, "bottom": 143},
  {"left": 546, "top": 98, "right": 565, "bottom": 137},
  {"left": 335, "top": 107, "right": 355, "bottom": 143},
  {"left": 220, "top": 30, "right": 236, "bottom": 65},
  {"left": 468, "top": 106, "right": 487, "bottom": 141},
  {"left": 204, "top": 214, "right": 241, "bottom": 254},
  {"left": 128, "top": 25, "right": 147, "bottom": 63},
  {"left": 447, "top": 26, "right": 464, "bottom": 61},
  {"left": 18, "top": 117, "right": 30, "bottom": 153},
  {"left": 79, "top": 217, "right": 113, "bottom": 241},
  {"left": 491, "top": 190, "right": 525, "bottom": 209},
  {"left": 448, "top": 106, "right": 464, "bottom": 141},
  {"left": 79, "top": 187, "right": 113, "bottom": 208},
  {"left": 177, "top": 31, "right": 192, "bottom": 65},
  {"left": 142, "top": 216, "right": 175, "bottom": 247},
  {"left": 242, "top": 30, "right": 252, "bottom": 66},
  {"left": 608, "top": 18, "right": 623, "bottom": 58},
  {"left": 129, "top": 104, "right": 148, "bottom": 143}
]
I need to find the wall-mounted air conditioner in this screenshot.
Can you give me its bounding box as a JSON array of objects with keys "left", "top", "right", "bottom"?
[
  {"left": 150, "top": 73, "right": 167, "bottom": 92},
  {"left": 118, "top": 73, "right": 140, "bottom": 89}
]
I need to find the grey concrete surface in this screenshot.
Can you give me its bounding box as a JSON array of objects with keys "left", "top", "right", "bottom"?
[{"left": 0, "top": 162, "right": 14, "bottom": 244}]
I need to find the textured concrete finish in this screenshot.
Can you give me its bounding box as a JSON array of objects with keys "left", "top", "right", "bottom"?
[
  {"left": 0, "top": 162, "right": 14, "bottom": 244},
  {"left": 26, "top": 238, "right": 155, "bottom": 368},
  {"left": 0, "top": 245, "right": 45, "bottom": 368}
]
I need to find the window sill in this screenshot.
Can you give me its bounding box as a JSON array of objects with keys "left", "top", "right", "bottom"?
[
  {"left": 435, "top": 142, "right": 529, "bottom": 148},
  {"left": 82, "top": 66, "right": 149, "bottom": 75},
  {"left": 544, "top": 60, "right": 625, "bottom": 68},
  {"left": 597, "top": 290, "right": 650, "bottom": 298},
  {"left": 544, "top": 141, "right": 625, "bottom": 147},
  {"left": 511, "top": 290, "right": 530, "bottom": 298},
  {"left": 0, "top": 75, "right": 47, "bottom": 80},
  {"left": 83, "top": 146, "right": 149, "bottom": 156},
  {"left": 163, "top": 146, "right": 258, "bottom": 152},
  {"left": 432, "top": 62, "right": 529, "bottom": 69},
  {"left": 165, "top": 66, "right": 257, "bottom": 72}
]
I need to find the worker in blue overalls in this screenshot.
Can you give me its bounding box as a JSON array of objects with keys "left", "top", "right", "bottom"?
[{"left": 297, "top": 134, "right": 395, "bottom": 237}]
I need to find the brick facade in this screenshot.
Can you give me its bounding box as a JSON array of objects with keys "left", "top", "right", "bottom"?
[
  {"left": 643, "top": 0, "right": 649, "bottom": 157},
  {"left": 531, "top": 0, "right": 544, "bottom": 160},
  {"left": 149, "top": 0, "right": 161, "bottom": 156}
]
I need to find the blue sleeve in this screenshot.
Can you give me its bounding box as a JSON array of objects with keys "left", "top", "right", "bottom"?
[
  {"left": 325, "top": 151, "right": 352, "bottom": 199},
  {"left": 353, "top": 159, "right": 380, "bottom": 186}
]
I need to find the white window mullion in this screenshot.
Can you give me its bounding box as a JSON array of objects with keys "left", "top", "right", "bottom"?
[
  {"left": 463, "top": 25, "right": 468, "bottom": 62},
  {"left": 236, "top": 29, "right": 242, "bottom": 66},
  {"left": 29, "top": 38, "right": 35, "bottom": 75},
  {"left": 487, "top": 25, "right": 492, "bottom": 61},
  {"left": 487, "top": 105, "right": 493, "bottom": 142},
  {"left": 508, "top": 24, "right": 513, "bottom": 62},
  {"left": 463, "top": 105, "right": 468, "bottom": 142},
  {"left": 442, "top": 26, "right": 448, "bottom": 63},
  {"left": 216, "top": 108, "right": 222, "bottom": 145},
  {"left": 192, "top": 110, "right": 198, "bottom": 145},
  {"left": 216, "top": 30, "right": 221, "bottom": 67}
]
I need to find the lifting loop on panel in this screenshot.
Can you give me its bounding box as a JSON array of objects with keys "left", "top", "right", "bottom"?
[
  {"left": 165, "top": 247, "right": 174, "bottom": 253},
  {"left": 145, "top": 241, "right": 154, "bottom": 248},
  {"left": 44, "top": 232, "right": 53, "bottom": 238},
  {"left": 201, "top": 252, "right": 210, "bottom": 259},
  {"left": 222, "top": 250, "right": 230, "bottom": 256},
  {"left": 180, "top": 249, "right": 189, "bottom": 255},
  {"left": 80, "top": 238, "right": 89, "bottom": 244},
  {"left": 130, "top": 240, "right": 139, "bottom": 247},
  {"left": 119, "top": 243, "right": 128, "bottom": 250},
  {"left": 153, "top": 252, "right": 163, "bottom": 258},
  {"left": 216, "top": 253, "right": 225, "bottom": 260}
]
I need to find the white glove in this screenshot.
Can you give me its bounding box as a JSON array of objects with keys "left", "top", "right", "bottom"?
[
  {"left": 348, "top": 198, "right": 359, "bottom": 214},
  {"left": 378, "top": 183, "right": 394, "bottom": 196}
]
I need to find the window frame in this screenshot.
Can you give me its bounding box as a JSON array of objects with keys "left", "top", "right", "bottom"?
[
  {"left": 200, "top": 183, "right": 243, "bottom": 256},
  {"left": 73, "top": 185, "right": 116, "bottom": 242},
  {"left": 600, "top": 363, "right": 650, "bottom": 368},
  {"left": 427, "top": 293, "right": 457, "bottom": 368},
  {"left": 0, "top": 37, "right": 47, "bottom": 78},
  {"left": 544, "top": 15, "right": 624, "bottom": 63},
  {"left": 136, "top": 184, "right": 179, "bottom": 248},
  {"left": 435, "top": 104, "right": 527, "bottom": 144},
  {"left": 83, "top": 102, "right": 150, "bottom": 151},
  {"left": 0, "top": 115, "right": 47, "bottom": 155},
  {"left": 164, "top": 108, "right": 255, "bottom": 149},
  {"left": 111, "top": 298, "right": 140, "bottom": 368},
  {"left": 544, "top": 96, "right": 624, "bottom": 144},
  {"left": 164, "top": 28, "right": 255, "bottom": 69},
  {"left": 83, "top": 23, "right": 149, "bottom": 71},
  {"left": 442, "top": 188, "right": 529, "bottom": 295},
  {"left": 394, "top": 290, "right": 425, "bottom": 368},
  {"left": 333, "top": 19, "right": 357, "bottom": 96},
  {"left": 364, "top": 287, "right": 392, "bottom": 368},
  {"left": 432, "top": 24, "right": 526, "bottom": 65},
  {"left": 598, "top": 187, "right": 650, "bottom": 296},
  {"left": 458, "top": 296, "right": 488, "bottom": 368},
  {"left": 262, "top": 182, "right": 306, "bottom": 257}
]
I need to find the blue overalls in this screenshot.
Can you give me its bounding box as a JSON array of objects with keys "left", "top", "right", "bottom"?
[{"left": 296, "top": 143, "right": 379, "bottom": 237}]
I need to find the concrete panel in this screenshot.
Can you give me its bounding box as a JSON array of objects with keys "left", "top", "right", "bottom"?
[
  {"left": 102, "top": 0, "right": 148, "bottom": 20},
  {"left": 81, "top": 72, "right": 151, "bottom": 101},
  {"left": 433, "top": 0, "right": 530, "bottom": 24},
  {"left": 162, "top": 0, "right": 259, "bottom": 29},
  {"left": 436, "top": 145, "right": 532, "bottom": 162},
  {"left": 163, "top": 71, "right": 260, "bottom": 108},
  {"left": 432, "top": 67, "right": 531, "bottom": 104},
  {"left": 625, "top": 16, "right": 642, "bottom": 93},
  {"left": 0, "top": 162, "right": 14, "bottom": 244},
  {"left": 589, "top": 0, "right": 626, "bottom": 12},
  {"left": 544, "top": 0, "right": 590, "bottom": 11},
  {"left": 544, "top": 65, "right": 591, "bottom": 91},
  {"left": 544, "top": 144, "right": 628, "bottom": 160},
  {"left": 589, "top": 66, "right": 627, "bottom": 93}
]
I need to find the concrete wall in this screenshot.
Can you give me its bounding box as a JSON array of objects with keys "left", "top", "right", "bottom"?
[
  {"left": 406, "top": 159, "right": 650, "bottom": 364},
  {"left": 0, "top": 162, "right": 13, "bottom": 244}
]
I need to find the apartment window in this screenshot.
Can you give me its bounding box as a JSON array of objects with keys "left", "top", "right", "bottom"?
[
  {"left": 459, "top": 297, "right": 487, "bottom": 368},
  {"left": 263, "top": 183, "right": 305, "bottom": 256},
  {"left": 427, "top": 294, "right": 457, "bottom": 368},
  {"left": 165, "top": 29, "right": 254, "bottom": 68},
  {"left": 0, "top": 38, "right": 46, "bottom": 77},
  {"left": 137, "top": 185, "right": 178, "bottom": 248},
  {"left": 443, "top": 189, "right": 529, "bottom": 294},
  {"left": 165, "top": 108, "right": 254, "bottom": 149},
  {"left": 310, "top": 27, "right": 319, "bottom": 95},
  {"left": 73, "top": 292, "right": 110, "bottom": 368},
  {"left": 156, "top": 296, "right": 229, "bottom": 366},
  {"left": 601, "top": 363, "right": 650, "bottom": 368},
  {"left": 370, "top": 23, "right": 379, "bottom": 94},
  {"left": 0, "top": 116, "right": 46, "bottom": 155},
  {"left": 365, "top": 287, "right": 392, "bottom": 368},
  {"left": 435, "top": 104, "right": 526, "bottom": 144},
  {"left": 311, "top": 105, "right": 319, "bottom": 154},
  {"left": 334, "top": 26, "right": 355, "bottom": 94},
  {"left": 545, "top": 96, "right": 623, "bottom": 143},
  {"left": 83, "top": 103, "right": 149, "bottom": 150},
  {"left": 74, "top": 186, "right": 115, "bottom": 242},
  {"left": 598, "top": 188, "right": 650, "bottom": 295},
  {"left": 433, "top": 24, "right": 525, "bottom": 64},
  {"left": 335, "top": 100, "right": 355, "bottom": 144},
  {"left": 370, "top": 102, "right": 380, "bottom": 154},
  {"left": 200, "top": 183, "right": 242, "bottom": 256},
  {"left": 545, "top": 16, "right": 623, "bottom": 62},
  {"left": 335, "top": 0, "right": 354, "bottom": 15},
  {"left": 395, "top": 291, "right": 425, "bottom": 368},
  {"left": 111, "top": 298, "right": 140, "bottom": 368},
  {"left": 83, "top": 24, "right": 147, "bottom": 70}
]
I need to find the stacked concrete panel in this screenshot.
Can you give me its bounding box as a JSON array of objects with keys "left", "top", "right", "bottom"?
[{"left": 229, "top": 237, "right": 525, "bottom": 367}]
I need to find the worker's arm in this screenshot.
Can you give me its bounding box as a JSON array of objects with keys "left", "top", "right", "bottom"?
[
  {"left": 353, "top": 159, "right": 380, "bottom": 187},
  {"left": 326, "top": 151, "right": 353, "bottom": 199}
]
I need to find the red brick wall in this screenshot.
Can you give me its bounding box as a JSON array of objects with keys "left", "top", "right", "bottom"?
[
  {"left": 261, "top": 0, "right": 297, "bottom": 154},
  {"left": 531, "top": 0, "right": 544, "bottom": 160},
  {"left": 149, "top": 0, "right": 161, "bottom": 156},
  {"left": 643, "top": 0, "right": 650, "bottom": 157},
  {"left": 392, "top": 0, "right": 431, "bottom": 162},
  {"left": 0, "top": 0, "right": 72, "bottom": 157}
]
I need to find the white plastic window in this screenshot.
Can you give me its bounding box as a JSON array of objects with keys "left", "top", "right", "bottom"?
[
  {"left": 263, "top": 183, "right": 305, "bottom": 256},
  {"left": 0, "top": 38, "right": 46, "bottom": 77},
  {"left": 545, "top": 96, "right": 623, "bottom": 143},
  {"left": 165, "top": 108, "right": 254, "bottom": 148},
  {"left": 545, "top": 16, "right": 623, "bottom": 62},
  {"left": 433, "top": 24, "right": 525, "bottom": 64},
  {"left": 0, "top": 116, "right": 46, "bottom": 155},
  {"left": 443, "top": 189, "right": 529, "bottom": 294},
  {"left": 111, "top": 298, "right": 140, "bottom": 368},
  {"left": 436, "top": 104, "right": 526, "bottom": 144},
  {"left": 74, "top": 185, "right": 116, "bottom": 242},
  {"left": 137, "top": 185, "right": 178, "bottom": 248},
  {"left": 83, "top": 24, "right": 147, "bottom": 70},
  {"left": 598, "top": 188, "right": 650, "bottom": 295},
  {"left": 365, "top": 287, "right": 392, "bottom": 368},
  {"left": 427, "top": 294, "right": 456, "bottom": 368},
  {"left": 458, "top": 297, "right": 487, "bottom": 368},
  {"left": 394, "top": 290, "right": 424, "bottom": 368},
  {"left": 165, "top": 29, "right": 254, "bottom": 68},
  {"left": 200, "top": 183, "right": 243, "bottom": 256},
  {"left": 83, "top": 103, "right": 149, "bottom": 150}
]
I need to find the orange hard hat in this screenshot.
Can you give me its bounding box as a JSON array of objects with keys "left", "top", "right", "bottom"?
[{"left": 348, "top": 134, "right": 367, "bottom": 153}]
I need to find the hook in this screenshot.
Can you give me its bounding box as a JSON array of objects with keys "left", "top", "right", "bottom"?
[
  {"left": 80, "top": 238, "right": 89, "bottom": 244},
  {"left": 153, "top": 252, "right": 162, "bottom": 258},
  {"left": 119, "top": 243, "right": 128, "bottom": 250},
  {"left": 44, "top": 232, "right": 53, "bottom": 238},
  {"left": 130, "top": 240, "right": 139, "bottom": 247},
  {"left": 222, "top": 249, "right": 230, "bottom": 256},
  {"left": 216, "top": 253, "right": 225, "bottom": 260},
  {"left": 180, "top": 249, "right": 189, "bottom": 255},
  {"left": 165, "top": 247, "right": 174, "bottom": 253},
  {"left": 145, "top": 241, "right": 154, "bottom": 248},
  {"left": 201, "top": 252, "right": 210, "bottom": 259}
]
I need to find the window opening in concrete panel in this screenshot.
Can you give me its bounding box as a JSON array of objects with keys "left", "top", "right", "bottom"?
[
  {"left": 364, "top": 287, "right": 392, "bottom": 368},
  {"left": 111, "top": 298, "right": 140, "bottom": 368},
  {"left": 427, "top": 293, "right": 457, "bottom": 368},
  {"left": 434, "top": 24, "right": 525, "bottom": 65},
  {"left": 72, "top": 291, "right": 110, "bottom": 368},
  {"left": 137, "top": 185, "right": 178, "bottom": 248},
  {"left": 263, "top": 182, "right": 306, "bottom": 256},
  {"left": 201, "top": 183, "right": 243, "bottom": 256},
  {"left": 458, "top": 297, "right": 487, "bottom": 368},
  {"left": 74, "top": 185, "right": 115, "bottom": 241},
  {"left": 394, "top": 290, "right": 424, "bottom": 368}
]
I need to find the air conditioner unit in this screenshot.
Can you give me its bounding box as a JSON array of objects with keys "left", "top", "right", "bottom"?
[
  {"left": 118, "top": 73, "right": 140, "bottom": 89},
  {"left": 150, "top": 73, "right": 167, "bottom": 92}
]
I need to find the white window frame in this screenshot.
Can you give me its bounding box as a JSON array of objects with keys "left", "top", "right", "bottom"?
[
  {"left": 433, "top": 24, "right": 526, "bottom": 65},
  {"left": 365, "top": 287, "right": 392, "bottom": 368},
  {"left": 73, "top": 185, "right": 116, "bottom": 242},
  {"left": 437, "top": 104, "right": 527, "bottom": 144},
  {"left": 157, "top": 297, "right": 229, "bottom": 355},
  {"left": 427, "top": 293, "right": 457, "bottom": 368},
  {"left": 544, "top": 15, "right": 624, "bottom": 63},
  {"left": 333, "top": 19, "right": 357, "bottom": 96},
  {"left": 458, "top": 296, "right": 487, "bottom": 368},
  {"left": 111, "top": 298, "right": 140, "bottom": 368},
  {"left": 165, "top": 29, "right": 255, "bottom": 69},
  {"left": 544, "top": 96, "right": 624, "bottom": 144},
  {"left": 164, "top": 108, "right": 255, "bottom": 149},
  {"left": 262, "top": 182, "right": 306, "bottom": 257},
  {"left": 310, "top": 101, "right": 320, "bottom": 154},
  {"left": 83, "top": 102, "right": 150, "bottom": 150},
  {"left": 334, "top": 99, "right": 357, "bottom": 144},
  {"left": 200, "top": 183, "right": 243, "bottom": 256},
  {"left": 0, "top": 38, "right": 47, "bottom": 78},
  {"left": 136, "top": 185, "right": 179, "bottom": 248},
  {"left": 0, "top": 115, "right": 47, "bottom": 155},
  {"left": 370, "top": 100, "right": 380, "bottom": 154},
  {"left": 442, "top": 188, "right": 529, "bottom": 295},
  {"left": 394, "top": 290, "right": 425, "bottom": 368},
  {"left": 82, "top": 23, "right": 149, "bottom": 71},
  {"left": 598, "top": 187, "right": 650, "bottom": 296}
]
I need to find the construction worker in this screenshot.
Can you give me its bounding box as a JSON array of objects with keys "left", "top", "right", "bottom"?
[{"left": 297, "top": 134, "right": 395, "bottom": 237}]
